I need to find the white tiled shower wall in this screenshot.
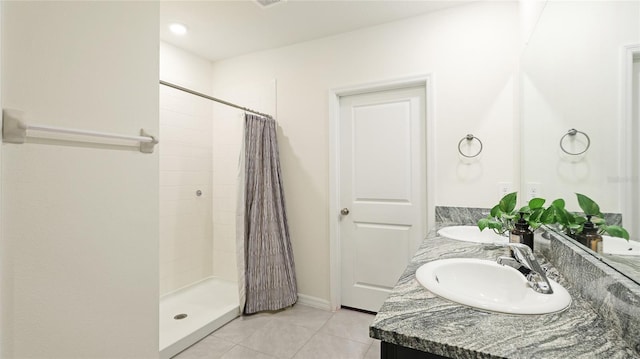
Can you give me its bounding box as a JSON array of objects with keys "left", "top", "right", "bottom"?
[
  {"left": 160, "top": 42, "right": 215, "bottom": 294},
  {"left": 211, "top": 104, "right": 242, "bottom": 282},
  {"left": 159, "top": 86, "right": 214, "bottom": 294}
]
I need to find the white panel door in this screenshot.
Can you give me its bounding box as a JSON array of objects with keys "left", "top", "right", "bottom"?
[{"left": 339, "top": 86, "right": 426, "bottom": 312}]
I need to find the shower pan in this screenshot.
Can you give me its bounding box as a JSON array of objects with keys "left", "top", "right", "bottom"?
[{"left": 159, "top": 277, "right": 239, "bottom": 358}]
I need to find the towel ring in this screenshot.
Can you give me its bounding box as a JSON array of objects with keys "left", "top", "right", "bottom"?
[
  {"left": 560, "top": 128, "right": 590, "bottom": 155},
  {"left": 458, "top": 134, "right": 483, "bottom": 158}
]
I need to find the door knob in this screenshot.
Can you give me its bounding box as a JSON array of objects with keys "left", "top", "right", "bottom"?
[{"left": 341, "top": 208, "right": 350, "bottom": 215}]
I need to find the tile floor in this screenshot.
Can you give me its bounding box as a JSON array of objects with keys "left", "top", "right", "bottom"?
[{"left": 174, "top": 304, "right": 380, "bottom": 359}]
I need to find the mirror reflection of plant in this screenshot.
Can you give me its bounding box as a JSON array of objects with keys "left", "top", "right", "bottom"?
[
  {"left": 477, "top": 192, "right": 554, "bottom": 235},
  {"left": 547, "top": 193, "right": 629, "bottom": 240}
]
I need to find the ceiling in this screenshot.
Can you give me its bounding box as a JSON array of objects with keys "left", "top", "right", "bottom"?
[{"left": 160, "top": 0, "right": 471, "bottom": 62}]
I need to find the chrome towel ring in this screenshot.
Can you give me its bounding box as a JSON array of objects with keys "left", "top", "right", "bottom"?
[
  {"left": 458, "top": 134, "right": 483, "bottom": 158},
  {"left": 560, "top": 128, "right": 590, "bottom": 155}
]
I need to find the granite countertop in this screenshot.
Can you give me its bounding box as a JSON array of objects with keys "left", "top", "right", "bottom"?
[
  {"left": 601, "top": 253, "right": 640, "bottom": 285},
  {"left": 370, "top": 232, "right": 637, "bottom": 358}
]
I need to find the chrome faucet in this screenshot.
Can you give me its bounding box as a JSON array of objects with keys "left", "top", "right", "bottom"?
[{"left": 497, "top": 243, "right": 554, "bottom": 294}]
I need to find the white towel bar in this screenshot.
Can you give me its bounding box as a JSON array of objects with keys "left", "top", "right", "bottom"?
[{"left": 2, "top": 109, "right": 158, "bottom": 153}]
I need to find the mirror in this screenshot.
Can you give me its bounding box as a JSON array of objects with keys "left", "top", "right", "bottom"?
[{"left": 521, "top": 1, "right": 640, "bottom": 283}]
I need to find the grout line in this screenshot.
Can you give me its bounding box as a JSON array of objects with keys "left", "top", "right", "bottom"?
[{"left": 287, "top": 330, "right": 316, "bottom": 359}]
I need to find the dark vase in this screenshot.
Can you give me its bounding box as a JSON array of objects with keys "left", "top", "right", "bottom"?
[{"left": 510, "top": 213, "right": 534, "bottom": 250}]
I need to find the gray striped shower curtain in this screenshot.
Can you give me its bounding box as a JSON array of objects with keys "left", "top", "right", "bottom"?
[{"left": 240, "top": 114, "right": 297, "bottom": 314}]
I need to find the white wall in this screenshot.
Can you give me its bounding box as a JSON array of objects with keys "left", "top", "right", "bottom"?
[
  {"left": 519, "top": 0, "right": 547, "bottom": 51},
  {"left": 521, "top": 1, "right": 640, "bottom": 213},
  {"left": 1, "top": 2, "right": 159, "bottom": 357},
  {"left": 210, "top": 2, "right": 520, "bottom": 302},
  {"left": 159, "top": 42, "right": 215, "bottom": 295},
  {"left": 0, "top": 0, "right": 4, "bottom": 350}
]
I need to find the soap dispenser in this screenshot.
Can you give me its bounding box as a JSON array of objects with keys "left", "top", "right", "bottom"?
[
  {"left": 578, "top": 215, "right": 603, "bottom": 253},
  {"left": 510, "top": 212, "right": 534, "bottom": 250}
]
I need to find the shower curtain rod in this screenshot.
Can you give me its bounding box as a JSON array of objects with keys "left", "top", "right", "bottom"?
[{"left": 159, "top": 80, "right": 272, "bottom": 119}]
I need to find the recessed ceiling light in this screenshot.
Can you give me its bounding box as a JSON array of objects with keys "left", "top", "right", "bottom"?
[{"left": 169, "top": 23, "right": 188, "bottom": 36}]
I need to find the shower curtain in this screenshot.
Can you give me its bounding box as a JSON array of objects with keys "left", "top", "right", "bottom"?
[{"left": 237, "top": 113, "right": 297, "bottom": 314}]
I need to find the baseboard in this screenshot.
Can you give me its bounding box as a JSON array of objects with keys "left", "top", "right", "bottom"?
[{"left": 297, "top": 293, "right": 332, "bottom": 311}]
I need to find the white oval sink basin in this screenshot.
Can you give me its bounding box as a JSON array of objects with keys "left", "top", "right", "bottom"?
[
  {"left": 415, "top": 258, "right": 571, "bottom": 315},
  {"left": 602, "top": 235, "right": 640, "bottom": 256},
  {"left": 437, "top": 226, "right": 508, "bottom": 244}
]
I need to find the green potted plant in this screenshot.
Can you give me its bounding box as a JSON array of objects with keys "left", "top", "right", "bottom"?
[{"left": 477, "top": 191, "right": 554, "bottom": 236}]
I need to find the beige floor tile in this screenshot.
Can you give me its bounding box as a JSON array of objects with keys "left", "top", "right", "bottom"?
[
  {"left": 271, "top": 304, "right": 333, "bottom": 330},
  {"left": 240, "top": 319, "right": 316, "bottom": 358},
  {"left": 365, "top": 339, "right": 381, "bottom": 359},
  {"left": 292, "top": 332, "right": 370, "bottom": 359},
  {"left": 221, "top": 345, "right": 278, "bottom": 359},
  {"left": 174, "top": 335, "right": 235, "bottom": 359},
  {"left": 181, "top": 305, "right": 378, "bottom": 358},
  {"left": 213, "top": 314, "right": 274, "bottom": 344},
  {"left": 319, "top": 309, "right": 375, "bottom": 345}
]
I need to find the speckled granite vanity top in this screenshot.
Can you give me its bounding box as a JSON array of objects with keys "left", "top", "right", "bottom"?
[{"left": 370, "top": 231, "right": 639, "bottom": 358}]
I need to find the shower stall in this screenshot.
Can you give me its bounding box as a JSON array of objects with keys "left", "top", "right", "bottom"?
[
  {"left": 157, "top": 42, "right": 288, "bottom": 358},
  {"left": 157, "top": 43, "right": 246, "bottom": 358}
]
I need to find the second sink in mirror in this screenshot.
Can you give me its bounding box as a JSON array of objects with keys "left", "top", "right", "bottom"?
[{"left": 438, "top": 225, "right": 508, "bottom": 244}]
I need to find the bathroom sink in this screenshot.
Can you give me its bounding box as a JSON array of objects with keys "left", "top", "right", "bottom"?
[
  {"left": 415, "top": 258, "right": 571, "bottom": 315},
  {"left": 437, "top": 226, "right": 508, "bottom": 244},
  {"left": 602, "top": 235, "right": 640, "bottom": 256}
]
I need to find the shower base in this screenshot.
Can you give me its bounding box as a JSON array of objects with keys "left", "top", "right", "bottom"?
[{"left": 159, "top": 277, "right": 239, "bottom": 359}]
